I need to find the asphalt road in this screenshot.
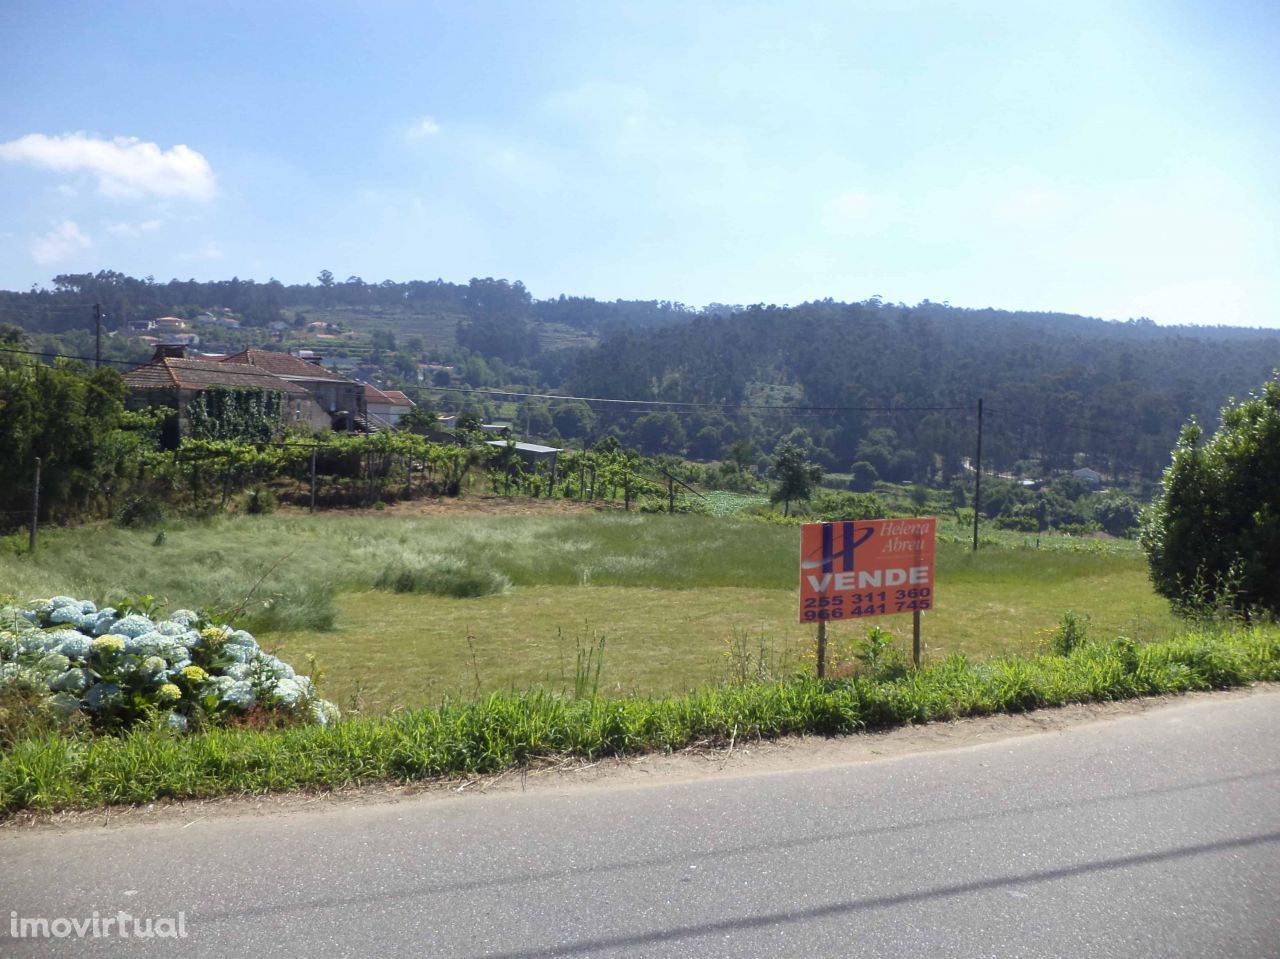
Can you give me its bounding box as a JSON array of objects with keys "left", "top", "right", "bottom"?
[{"left": 3, "top": 690, "right": 1278, "bottom": 958}]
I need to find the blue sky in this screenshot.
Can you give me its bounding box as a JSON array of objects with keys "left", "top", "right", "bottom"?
[{"left": 1, "top": 0, "right": 1277, "bottom": 326}]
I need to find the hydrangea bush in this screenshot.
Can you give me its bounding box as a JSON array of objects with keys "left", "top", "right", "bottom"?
[{"left": 0, "top": 597, "right": 339, "bottom": 733}]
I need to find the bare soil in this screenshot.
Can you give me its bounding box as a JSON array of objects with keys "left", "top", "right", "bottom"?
[{"left": 4, "top": 684, "right": 1275, "bottom": 836}]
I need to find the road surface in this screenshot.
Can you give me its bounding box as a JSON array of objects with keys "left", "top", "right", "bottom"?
[{"left": 3, "top": 689, "right": 1277, "bottom": 957}]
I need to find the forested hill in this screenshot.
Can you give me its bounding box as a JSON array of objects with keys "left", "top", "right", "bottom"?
[
  {"left": 563, "top": 300, "right": 1280, "bottom": 481},
  {"left": 2, "top": 270, "right": 1278, "bottom": 483}
]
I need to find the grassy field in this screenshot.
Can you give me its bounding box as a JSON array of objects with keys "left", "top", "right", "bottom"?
[{"left": 1, "top": 508, "right": 1180, "bottom": 712}]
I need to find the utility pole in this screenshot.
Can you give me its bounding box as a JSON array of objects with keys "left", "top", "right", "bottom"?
[
  {"left": 972, "top": 397, "right": 984, "bottom": 552},
  {"left": 29, "top": 458, "right": 41, "bottom": 553},
  {"left": 94, "top": 303, "right": 102, "bottom": 369}
]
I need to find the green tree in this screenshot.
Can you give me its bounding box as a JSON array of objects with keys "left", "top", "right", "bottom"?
[
  {"left": 848, "top": 460, "right": 878, "bottom": 492},
  {"left": 399, "top": 397, "right": 439, "bottom": 433},
  {"left": 1142, "top": 375, "right": 1280, "bottom": 616},
  {"left": 1095, "top": 492, "right": 1141, "bottom": 537},
  {"left": 769, "top": 441, "right": 822, "bottom": 517}
]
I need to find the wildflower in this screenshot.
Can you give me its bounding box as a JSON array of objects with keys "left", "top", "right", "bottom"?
[{"left": 156, "top": 683, "right": 182, "bottom": 704}]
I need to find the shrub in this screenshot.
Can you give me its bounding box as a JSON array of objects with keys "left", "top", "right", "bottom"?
[
  {"left": 1142, "top": 375, "right": 1280, "bottom": 617},
  {"left": 374, "top": 558, "right": 510, "bottom": 598},
  {"left": 0, "top": 596, "right": 338, "bottom": 736},
  {"left": 116, "top": 494, "right": 164, "bottom": 528}
]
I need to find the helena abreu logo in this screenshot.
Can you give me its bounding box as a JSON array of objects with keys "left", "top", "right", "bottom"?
[{"left": 9, "top": 910, "right": 188, "bottom": 940}]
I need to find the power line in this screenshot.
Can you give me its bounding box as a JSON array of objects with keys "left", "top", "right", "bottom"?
[{"left": 421, "top": 385, "right": 970, "bottom": 416}]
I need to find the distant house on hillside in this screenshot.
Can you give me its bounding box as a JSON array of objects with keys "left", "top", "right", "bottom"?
[
  {"left": 1071, "top": 467, "right": 1103, "bottom": 488},
  {"left": 151, "top": 316, "right": 188, "bottom": 334},
  {"left": 363, "top": 384, "right": 414, "bottom": 429}
]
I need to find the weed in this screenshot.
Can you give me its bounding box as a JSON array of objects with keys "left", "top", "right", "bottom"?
[
  {"left": 723, "top": 626, "right": 788, "bottom": 686},
  {"left": 573, "top": 631, "right": 607, "bottom": 699},
  {"left": 852, "top": 626, "right": 908, "bottom": 681},
  {"left": 1050, "top": 610, "right": 1090, "bottom": 655}
]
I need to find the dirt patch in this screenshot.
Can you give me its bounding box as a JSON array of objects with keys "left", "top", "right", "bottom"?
[{"left": 4, "top": 684, "right": 1275, "bottom": 836}]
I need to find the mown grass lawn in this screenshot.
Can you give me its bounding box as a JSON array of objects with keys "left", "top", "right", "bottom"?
[
  {"left": 2, "top": 509, "right": 1180, "bottom": 712},
  {"left": 269, "top": 558, "right": 1177, "bottom": 712}
]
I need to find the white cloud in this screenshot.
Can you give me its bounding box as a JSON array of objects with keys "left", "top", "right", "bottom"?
[
  {"left": 107, "top": 218, "right": 163, "bottom": 237},
  {"left": 0, "top": 133, "right": 216, "bottom": 200},
  {"left": 407, "top": 117, "right": 442, "bottom": 139},
  {"left": 31, "top": 220, "right": 92, "bottom": 264}
]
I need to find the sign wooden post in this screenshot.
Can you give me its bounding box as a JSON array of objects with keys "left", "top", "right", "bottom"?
[{"left": 799, "top": 518, "right": 937, "bottom": 673}]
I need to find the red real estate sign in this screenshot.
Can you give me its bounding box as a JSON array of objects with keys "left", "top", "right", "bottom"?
[{"left": 799, "top": 518, "right": 937, "bottom": 623}]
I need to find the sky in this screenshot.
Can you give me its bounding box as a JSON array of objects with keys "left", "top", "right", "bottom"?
[{"left": 1, "top": 0, "right": 1278, "bottom": 327}]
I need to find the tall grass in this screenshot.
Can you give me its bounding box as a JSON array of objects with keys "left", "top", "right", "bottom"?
[{"left": 2, "top": 625, "right": 1275, "bottom": 816}]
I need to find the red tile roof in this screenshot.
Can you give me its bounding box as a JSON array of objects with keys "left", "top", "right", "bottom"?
[
  {"left": 123, "top": 357, "right": 310, "bottom": 394},
  {"left": 220, "top": 349, "right": 353, "bottom": 382},
  {"left": 364, "top": 384, "right": 414, "bottom": 407}
]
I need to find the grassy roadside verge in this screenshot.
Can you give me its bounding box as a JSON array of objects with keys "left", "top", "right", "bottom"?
[{"left": 2, "top": 626, "right": 1276, "bottom": 817}]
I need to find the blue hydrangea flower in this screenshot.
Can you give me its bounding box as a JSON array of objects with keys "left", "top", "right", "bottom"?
[
  {"left": 47, "top": 596, "right": 80, "bottom": 610},
  {"left": 169, "top": 609, "right": 200, "bottom": 626},
  {"left": 49, "top": 605, "right": 86, "bottom": 625},
  {"left": 223, "top": 644, "right": 256, "bottom": 664},
  {"left": 132, "top": 630, "right": 168, "bottom": 654},
  {"left": 54, "top": 633, "right": 95, "bottom": 661},
  {"left": 225, "top": 663, "right": 252, "bottom": 681},
  {"left": 175, "top": 629, "right": 202, "bottom": 649},
  {"left": 156, "top": 621, "right": 187, "bottom": 637},
  {"left": 229, "top": 630, "right": 259, "bottom": 649},
  {"left": 264, "top": 656, "right": 295, "bottom": 680},
  {"left": 47, "top": 692, "right": 82, "bottom": 717},
  {"left": 84, "top": 681, "right": 122, "bottom": 712},
  {"left": 273, "top": 677, "right": 304, "bottom": 707},
  {"left": 165, "top": 712, "right": 188, "bottom": 733},
  {"left": 38, "top": 652, "right": 71, "bottom": 674},
  {"left": 50, "top": 668, "right": 92, "bottom": 693},
  {"left": 218, "top": 679, "right": 256, "bottom": 709},
  {"left": 112, "top": 614, "right": 157, "bottom": 639}
]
